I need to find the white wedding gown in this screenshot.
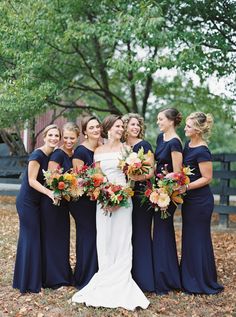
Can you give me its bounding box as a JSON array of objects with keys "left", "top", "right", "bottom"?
[{"left": 71, "top": 152, "right": 149, "bottom": 310}]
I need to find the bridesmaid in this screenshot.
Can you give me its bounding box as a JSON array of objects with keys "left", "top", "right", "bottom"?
[
  {"left": 13, "top": 124, "right": 60, "bottom": 293},
  {"left": 70, "top": 115, "right": 101, "bottom": 289},
  {"left": 122, "top": 113, "right": 155, "bottom": 292},
  {"left": 153, "top": 107, "right": 182, "bottom": 294},
  {"left": 179, "top": 112, "right": 224, "bottom": 294},
  {"left": 40, "top": 122, "right": 80, "bottom": 289}
]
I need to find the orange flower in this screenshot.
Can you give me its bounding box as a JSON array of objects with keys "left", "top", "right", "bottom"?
[
  {"left": 92, "top": 173, "right": 105, "bottom": 187},
  {"left": 58, "top": 181, "right": 65, "bottom": 190},
  {"left": 171, "top": 190, "right": 184, "bottom": 204}
]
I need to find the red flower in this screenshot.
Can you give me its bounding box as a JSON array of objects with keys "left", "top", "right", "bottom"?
[
  {"left": 117, "top": 195, "right": 123, "bottom": 201},
  {"left": 144, "top": 188, "right": 152, "bottom": 197},
  {"left": 58, "top": 181, "right": 65, "bottom": 190},
  {"left": 111, "top": 184, "right": 122, "bottom": 192}
]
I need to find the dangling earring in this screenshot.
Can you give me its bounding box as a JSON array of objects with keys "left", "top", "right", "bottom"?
[
  {"left": 107, "top": 131, "right": 111, "bottom": 140},
  {"left": 84, "top": 134, "right": 88, "bottom": 139}
]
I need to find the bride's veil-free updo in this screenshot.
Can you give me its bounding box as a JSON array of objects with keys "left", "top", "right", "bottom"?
[{"left": 101, "top": 114, "right": 122, "bottom": 139}]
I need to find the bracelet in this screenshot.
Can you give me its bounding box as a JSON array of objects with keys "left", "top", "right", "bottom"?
[{"left": 186, "top": 184, "right": 189, "bottom": 191}]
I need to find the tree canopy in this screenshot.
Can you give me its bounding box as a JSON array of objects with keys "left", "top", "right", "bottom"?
[{"left": 0, "top": 0, "right": 235, "bottom": 152}]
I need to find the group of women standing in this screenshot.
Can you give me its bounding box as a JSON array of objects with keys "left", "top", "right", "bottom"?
[{"left": 13, "top": 108, "right": 223, "bottom": 310}]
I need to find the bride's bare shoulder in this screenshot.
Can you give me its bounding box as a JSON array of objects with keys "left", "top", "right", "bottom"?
[{"left": 94, "top": 144, "right": 108, "bottom": 154}]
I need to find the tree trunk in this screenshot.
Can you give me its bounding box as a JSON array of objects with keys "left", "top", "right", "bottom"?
[{"left": 0, "top": 129, "right": 27, "bottom": 156}]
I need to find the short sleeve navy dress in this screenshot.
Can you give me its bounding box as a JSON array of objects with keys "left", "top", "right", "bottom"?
[
  {"left": 40, "top": 149, "right": 73, "bottom": 288},
  {"left": 131, "top": 140, "right": 155, "bottom": 292},
  {"left": 70, "top": 145, "right": 98, "bottom": 288},
  {"left": 180, "top": 142, "right": 223, "bottom": 294},
  {"left": 13, "top": 149, "right": 49, "bottom": 293},
  {"left": 153, "top": 133, "right": 182, "bottom": 294}
]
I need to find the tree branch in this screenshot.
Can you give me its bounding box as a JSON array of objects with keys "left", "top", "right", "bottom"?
[
  {"left": 127, "top": 42, "right": 138, "bottom": 113},
  {"left": 142, "top": 47, "right": 158, "bottom": 117},
  {"left": 47, "top": 98, "right": 122, "bottom": 114}
]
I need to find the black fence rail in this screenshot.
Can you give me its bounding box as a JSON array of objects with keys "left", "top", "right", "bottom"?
[{"left": 211, "top": 153, "right": 236, "bottom": 228}]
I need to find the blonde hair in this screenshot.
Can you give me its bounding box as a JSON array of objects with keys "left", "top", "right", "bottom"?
[
  {"left": 187, "top": 112, "right": 213, "bottom": 141},
  {"left": 62, "top": 122, "right": 80, "bottom": 137},
  {"left": 122, "top": 113, "right": 145, "bottom": 140},
  {"left": 42, "top": 124, "right": 61, "bottom": 139}
]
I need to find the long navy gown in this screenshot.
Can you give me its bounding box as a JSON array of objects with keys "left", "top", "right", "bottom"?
[
  {"left": 40, "top": 149, "right": 73, "bottom": 289},
  {"left": 153, "top": 133, "right": 182, "bottom": 294},
  {"left": 13, "top": 149, "right": 48, "bottom": 293},
  {"left": 131, "top": 140, "right": 155, "bottom": 292},
  {"left": 180, "top": 142, "right": 223, "bottom": 294},
  {"left": 70, "top": 145, "right": 98, "bottom": 289}
]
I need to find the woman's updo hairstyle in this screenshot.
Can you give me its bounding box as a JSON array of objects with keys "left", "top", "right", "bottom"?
[
  {"left": 122, "top": 113, "right": 145, "bottom": 140},
  {"left": 101, "top": 114, "right": 122, "bottom": 138},
  {"left": 62, "top": 122, "right": 80, "bottom": 137},
  {"left": 81, "top": 115, "right": 101, "bottom": 136},
  {"left": 160, "top": 108, "right": 182, "bottom": 127},
  {"left": 187, "top": 112, "right": 213, "bottom": 141}
]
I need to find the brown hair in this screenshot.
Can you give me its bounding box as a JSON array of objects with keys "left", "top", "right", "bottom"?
[
  {"left": 122, "top": 113, "right": 145, "bottom": 140},
  {"left": 42, "top": 124, "right": 61, "bottom": 139},
  {"left": 186, "top": 112, "right": 214, "bottom": 141},
  {"left": 62, "top": 122, "right": 80, "bottom": 137},
  {"left": 81, "top": 115, "right": 100, "bottom": 135},
  {"left": 159, "top": 108, "right": 182, "bottom": 127},
  {"left": 101, "top": 114, "right": 122, "bottom": 138}
]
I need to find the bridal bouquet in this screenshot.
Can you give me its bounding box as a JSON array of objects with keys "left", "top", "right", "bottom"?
[
  {"left": 97, "top": 182, "right": 134, "bottom": 216},
  {"left": 143, "top": 165, "right": 194, "bottom": 219},
  {"left": 156, "top": 165, "right": 193, "bottom": 204},
  {"left": 43, "top": 167, "right": 83, "bottom": 205},
  {"left": 144, "top": 184, "right": 171, "bottom": 219},
  {"left": 118, "top": 146, "right": 152, "bottom": 185},
  {"left": 76, "top": 166, "right": 108, "bottom": 201}
]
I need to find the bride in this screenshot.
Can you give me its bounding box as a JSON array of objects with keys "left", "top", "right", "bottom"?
[{"left": 71, "top": 114, "right": 149, "bottom": 310}]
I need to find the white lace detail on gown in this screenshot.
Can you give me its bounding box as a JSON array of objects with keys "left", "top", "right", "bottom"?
[{"left": 71, "top": 152, "right": 149, "bottom": 310}]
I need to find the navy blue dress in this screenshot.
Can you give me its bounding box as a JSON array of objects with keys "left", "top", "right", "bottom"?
[
  {"left": 131, "top": 140, "right": 155, "bottom": 292},
  {"left": 13, "top": 149, "right": 48, "bottom": 293},
  {"left": 70, "top": 145, "right": 98, "bottom": 289},
  {"left": 153, "top": 133, "right": 182, "bottom": 294},
  {"left": 180, "top": 142, "right": 223, "bottom": 294},
  {"left": 40, "top": 149, "right": 73, "bottom": 289}
]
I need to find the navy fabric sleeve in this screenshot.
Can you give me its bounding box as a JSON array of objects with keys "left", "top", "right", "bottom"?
[
  {"left": 197, "top": 148, "right": 212, "bottom": 163},
  {"left": 134, "top": 140, "right": 153, "bottom": 154},
  {"left": 156, "top": 134, "right": 161, "bottom": 146},
  {"left": 169, "top": 139, "right": 182, "bottom": 153},
  {"left": 50, "top": 149, "right": 64, "bottom": 165},
  {"left": 141, "top": 141, "right": 153, "bottom": 153},
  {"left": 73, "top": 146, "right": 87, "bottom": 163},
  {"left": 28, "top": 150, "right": 44, "bottom": 165}
]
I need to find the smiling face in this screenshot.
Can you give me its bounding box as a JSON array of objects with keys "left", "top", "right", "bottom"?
[
  {"left": 157, "top": 111, "right": 174, "bottom": 132},
  {"left": 126, "top": 117, "right": 141, "bottom": 139},
  {"left": 108, "top": 119, "right": 124, "bottom": 140},
  {"left": 184, "top": 118, "right": 198, "bottom": 138},
  {"left": 62, "top": 129, "right": 78, "bottom": 150},
  {"left": 44, "top": 128, "right": 60, "bottom": 149},
  {"left": 85, "top": 119, "right": 101, "bottom": 141}
]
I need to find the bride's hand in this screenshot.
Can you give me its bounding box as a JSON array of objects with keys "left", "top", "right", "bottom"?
[{"left": 103, "top": 205, "right": 120, "bottom": 213}]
